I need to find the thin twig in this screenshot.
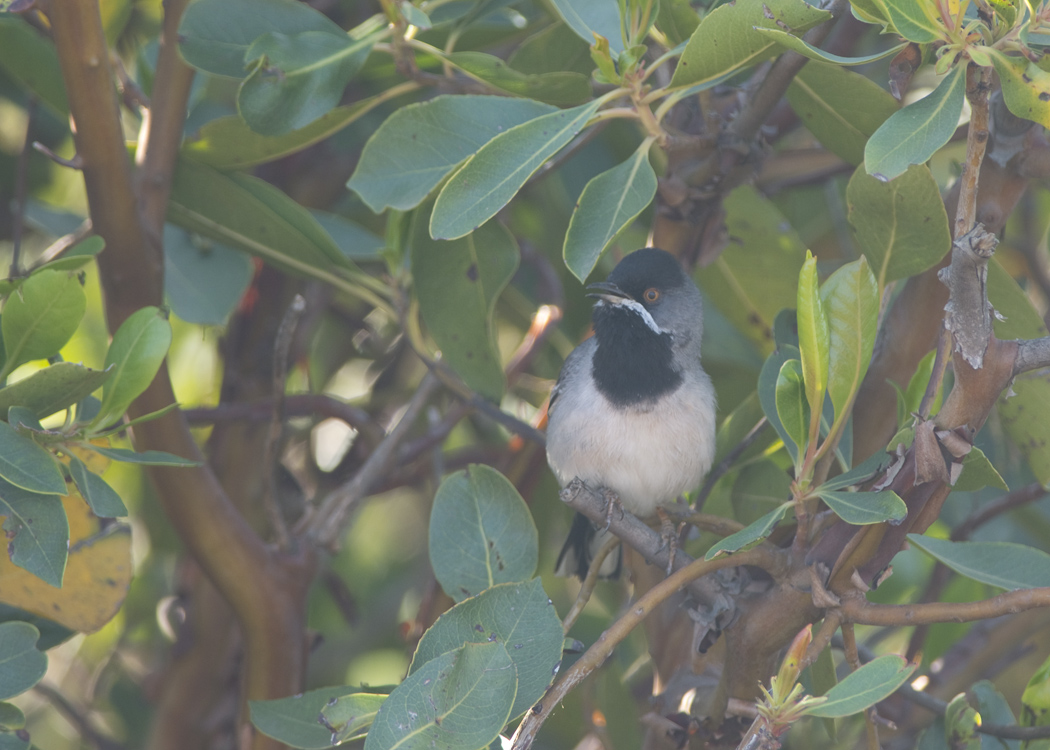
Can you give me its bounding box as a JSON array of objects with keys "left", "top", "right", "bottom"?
[
  {"left": 33, "top": 683, "right": 125, "bottom": 750},
  {"left": 561, "top": 533, "right": 621, "bottom": 634}
]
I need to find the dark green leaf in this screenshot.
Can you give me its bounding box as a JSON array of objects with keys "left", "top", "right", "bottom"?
[
  {"left": 807, "top": 655, "right": 917, "bottom": 717},
  {"left": 508, "top": 23, "right": 594, "bottom": 75},
  {"left": 0, "top": 702, "right": 24, "bottom": 731},
  {"left": 818, "top": 450, "right": 892, "bottom": 491},
  {"left": 92, "top": 307, "right": 172, "bottom": 430},
  {"left": 758, "top": 344, "right": 802, "bottom": 463},
  {"left": 786, "top": 61, "right": 899, "bottom": 166},
  {"left": 821, "top": 257, "right": 878, "bottom": 426},
  {"left": 731, "top": 460, "right": 792, "bottom": 525},
  {"left": 429, "top": 465, "right": 538, "bottom": 601},
  {"left": 164, "top": 225, "right": 253, "bottom": 326},
  {"left": 83, "top": 445, "right": 200, "bottom": 467},
  {"left": 0, "top": 363, "right": 111, "bottom": 420},
  {"left": 670, "top": 0, "right": 829, "bottom": 88},
  {"left": 0, "top": 17, "right": 69, "bottom": 117},
  {"left": 320, "top": 693, "right": 386, "bottom": 745},
  {"left": 178, "top": 0, "right": 346, "bottom": 78},
  {"left": 444, "top": 51, "right": 592, "bottom": 106},
  {"left": 864, "top": 64, "right": 966, "bottom": 181},
  {"left": 846, "top": 164, "right": 952, "bottom": 288},
  {"left": 0, "top": 421, "right": 65, "bottom": 495},
  {"left": 971, "top": 680, "right": 1018, "bottom": 735},
  {"left": 907, "top": 535, "right": 1050, "bottom": 590},
  {"left": 754, "top": 29, "right": 905, "bottom": 67},
  {"left": 0, "top": 729, "right": 30, "bottom": 750},
  {"left": 239, "top": 32, "right": 374, "bottom": 136},
  {"left": 547, "top": 0, "right": 623, "bottom": 54},
  {"left": 796, "top": 251, "right": 829, "bottom": 421},
  {"left": 412, "top": 209, "right": 518, "bottom": 401},
  {"left": 251, "top": 686, "right": 367, "bottom": 750},
  {"left": 563, "top": 140, "right": 657, "bottom": 282},
  {"left": 696, "top": 186, "right": 807, "bottom": 354},
  {"left": 775, "top": 359, "right": 808, "bottom": 461},
  {"left": 1, "top": 269, "right": 86, "bottom": 377},
  {"left": 410, "top": 579, "right": 562, "bottom": 719},
  {"left": 348, "top": 95, "right": 557, "bottom": 214},
  {"left": 0, "top": 480, "right": 68, "bottom": 587},
  {"left": 0, "top": 623, "right": 47, "bottom": 701},
  {"left": 815, "top": 489, "right": 906, "bottom": 525},
  {"left": 705, "top": 502, "right": 792, "bottom": 560},
  {"left": 310, "top": 211, "right": 384, "bottom": 261},
  {"left": 366, "top": 641, "right": 516, "bottom": 750},
  {"left": 989, "top": 258, "right": 1048, "bottom": 340},
  {"left": 67, "top": 456, "right": 127, "bottom": 518},
  {"left": 430, "top": 99, "right": 603, "bottom": 240}
]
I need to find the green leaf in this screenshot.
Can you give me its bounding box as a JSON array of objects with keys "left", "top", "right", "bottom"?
[
  {"left": 786, "top": 61, "right": 900, "bottom": 166},
  {"left": 178, "top": 0, "right": 347, "bottom": 78},
  {"left": 846, "top": 164, "right": 952, "bottom": 289},
  {"left": 0, "top": 480, "right": 68, "bottom": 587},
  {"left": 998, "top": 371, "right": 1050, "bottom": 487},
  {"left": 443, "top": 51, "right": 592, "bottom": 106},
  {"left": 509, "top": 23, "right": 594, "bottom": 75},
  {"left": 563, "top": 140, "right": 657, "bottom": 282},
  {"left": 696, "top": 186, "right": 808, "bottom": 354},
  {"left": 821, "top": 257, "right": 878, "bottom": 426},
  {"left": 399, "top": 2, "right": 431, "bottom": 29},
  {"left": 93, "top": 307, "right": 172, "bottom": 430},
  {"left": 164, "top": 226, "right": 253, "bottom": 326},
  {"left": 1021, "top": 653, "right": 1050, "bottom": 729},
  {"left": 670, "top": 0, "right": 829, "bottom": 88},
  {"left": 952, "top": 446, "right": 1008, "bottom": 492},
  {"left": 872, "top": 0, "right": 944, "bottom": 43},
  {"left": 705, "top": 502, "right": 792, "bottom": 560},
  {"left": 864, "top": 64, "right": 966, "bottom": 181},
  {"left": 902, "top": 350, "right": 939, "bottom": 424},
  {"left": 0, "top": 363, "right": 110, "bottom": 420},
  {"left": 775, "top": 359, "right": 809, "bottom": 462},
  {"left": 818, "top": 450, "right": 892, "bottom": 491},
  {"left": 0, "top": 421, "right": 64, "bottom": 495},
  {"left": 83, "top": 445, "right": 200, "bottom": 467},
  {"left": 806, "top": 655, "right": 917, "bottom": 717},
  {"left": 758, "top": 344, "right": 802, "bottom": 463},
  {"left": 0, "top": 729, "right": 30, "bottom": 750},
  {"left": 320, "top": 693, "right": 386, "bottom": 745},
  {"left": 753, "top": 29, "right": 906, "bottom": 67},
  {"left": 239, "top": 31, "right": 374, "bottom": 136},
  {"left": 0, "top": 17, "right": 69, "bottom": 117},
  {"left": 430, "top": 99, "right": 603, "bottom": 240},
  {"left": 410, "top": 579, "right": 562, "bottom": 720},
  {"left": 989, "top": 258, "right": 1049, "bottom": 340},
  {"left": 971, "top": 680, "right": 1018, "bottom": 735},
  {"left": 411, "top": 209, "right": 518, "bottom": 401},
  {"left": 310, "top": 211, "right": 384, "bottom": 261},
  {"left": 731, "top": 459, "right": 792, "bottom": 524},
  {"left": 366, "top": 641, "right": 516, "bottom": 750},
  {"left": 547, "top": 0, "right": 624, "bottom": 54},
  {"left": 945, "top": 693, "right": 981, "bottom": 750},
  {"left": 907, "top": 535, "right": 1050, "bottom": 590},
  {"left": 348, "top": 96, "right": 557, "bottom": 214},
  {"left": 183, "top": 98, "right": 395, "bottom": 171},
  {"left": 1, "top": 269, "right": 86, "bottom": 376},
  {"left": 796, "top": 251, "right": 829, "bottom": 423},
  {"left": 0, "top": 623, "right": 47, "bottom": 701},
  {"left": 428, "top": 465, "right": 538, "bottom": 601},
  {"left": 815, "top": 489, "right": 906, "bottom": 525},
  {"left": 251, "top": 686, "right": 370, "bottom": 750},
  {"left": 67, "top": 456, "right": 127, "bottom": 518},
  {"left": 989, "top": 50, "right": 1050, "bottom": 127},
  {"left": 0, "top": 702, "right": 25, "bottom": 731}
]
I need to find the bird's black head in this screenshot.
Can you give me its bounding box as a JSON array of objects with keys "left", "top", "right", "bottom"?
[{"left": 589, "top": 249, "right": 699, "bottom": 407}]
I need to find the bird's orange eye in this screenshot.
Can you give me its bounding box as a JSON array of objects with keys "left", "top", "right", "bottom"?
[{"left": 644, "top": 288, "right": 660, "bottom": 303}]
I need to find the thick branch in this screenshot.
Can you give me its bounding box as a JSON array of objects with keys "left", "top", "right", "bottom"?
[{"left": 840, "top": 587, "right": 1050, "bottom": 625}]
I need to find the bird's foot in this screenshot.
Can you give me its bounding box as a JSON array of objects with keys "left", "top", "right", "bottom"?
[
  {"left": 601, "top": 488, "right": 624, "bottom": 530},
  {"left": 655, "top": 507, "right": 680, "bottom": 575}
]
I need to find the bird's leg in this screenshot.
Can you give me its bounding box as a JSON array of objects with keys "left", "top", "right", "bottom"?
[
  {"left": 655, "top": 506, "right": 680, "bottom": 575},
  {"left": 600, "top": 487, "right": 624, "bottom": 530}
]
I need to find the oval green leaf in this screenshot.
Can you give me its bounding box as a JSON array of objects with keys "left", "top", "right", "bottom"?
[
  {"left": 874, "top": 0, "right": 944, "bottom": 43},
  {"left": 1, "top": 269, "right": 86, "bottom": 377},
  {"left": 0, "top": 17, "right": 69, "bottom": 117},
  {"left": 0, "top": 421, "right": 65, "bottom": 495},
  {"left": 0, "top": 622, "right": 47, "bottom": 701},
  {"left": 82, "top": 445, "right": 199, "bottom": 467},
  {"left": 164, "top": 225, "right": 253, "bottom": 326},
  {"left": 705, "top": 502, "right": 792, "bottom": 560},
  {"left": 758, "top": 344, "right": 802, "bottom": 463},
  {"left": 410, "top": 579, "right": 562, "bottom": 720},
  {"left": 754, "top": 28, "right": 906, "bottom": 67},
  {"left": 864, "top": 63, "right": 966, "bottom": 182},
  {"left": 989, "top": 50, "right": 1050, "bottom": 128},
  {"left": 807, "top": 654, "right": 917, "bottom": 718},
  {"left": 796, "top": 251, "right": 829, "bottom": 421},
  {"left": 564, "top": 139, "right": 657, "bottom": 282},
  {"left": 820, "top": 257, "right": 878, "bottom": 426},
  {"left": 846, "top": 163, "right": 951, "bottom": 289},
  {"left": 321, "top": 693, "right": 387, "bottom": 745},
  {"left": 0, "top": 362, "right": 111, "bottom": 420},
  {"left": 815, "top": 489, "right": 906, "bottom": 525},
  {"left": 429, "top": 465, "right": 539, "bottom": 601},
  {"left": 250, "top": 686, "right": 374, "bottom": 750},
  {"left": 444, "top": 51, "right": 592, "bottom": 107},
  {"left": 366, "top": 641, "right": 516, "bottom": 750},
  {"left": 0, "top": 479, "right": 68, "bottom": 587},
  {"left": 775, "top": 358, "right": 808, "bottom": 462},
  {"left": 547, "top": 0, "right": 623, "bottom": 54},
  {"left": 348, "top": 95, "right": 557, "bottom": 214},
  {"left": 907, "top": 535, "right": 1050, "bottom": 590},
  {"left": 430, "top": 99, "right": 603, "bottom": 240},
  {"left": 92, "top": 307, "right": 172, "bottom": 430},
  {"left": 67, "top": 455, "right": 127, "bottom": 518}
]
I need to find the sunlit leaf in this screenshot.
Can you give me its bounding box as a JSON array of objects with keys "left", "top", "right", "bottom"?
[
  {"left": 821, "top": 257, "right": 878, "bottom": 426},
  {"left": 1, "top": 269, "right": 86, "bottom": 376},
  {"left": 796, "top": 251, "right": 829, "bottom": 421},
  {"left": 0, "top": 363, "right": 110, "bottom": 421},
  {"left": 92, "top": 307, "right": 172, "bottom": 430}
]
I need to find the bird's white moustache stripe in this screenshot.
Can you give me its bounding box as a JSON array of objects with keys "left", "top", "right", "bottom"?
[{"left": 596, "top": 297, "right": 663, "bottom": 334}]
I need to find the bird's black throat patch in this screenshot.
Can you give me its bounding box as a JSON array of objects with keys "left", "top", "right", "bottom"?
[{"left": 591, "top": 303, "right": 681, "bottom": 407}]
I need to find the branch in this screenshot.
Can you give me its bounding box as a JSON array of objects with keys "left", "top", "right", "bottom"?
[
  {"left": 839, "top": 587, "right": 1050, "bottom": 626},
  {"left": 183, "top": 394, "right": 382, "bottom": 444},
  {"left": 1014, "top": 336, "right": 1050, "bottom": 375}
]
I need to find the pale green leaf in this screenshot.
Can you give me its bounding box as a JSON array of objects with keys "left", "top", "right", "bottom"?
[
  {"left": 815, "top": 489, "right": 906, "bottom": 525},
  {"left": 444, "top": 51, "right": 592, "bottom": 107},
  {"left": 797, "top": 251, "right": 830, "bottom": 421},
  {"left": 93, "top": 307, "right": 172, "bottom": 430},
  {"left": 705, "top": 502, "right": 792, "bottom": 559},
  {"left": 952, "top": 446, "right": 1008, "bottom": 492},
  {"left": 997, "top": 371, "right": 1050, "bottom": 487},
  {"left": 820, "top": 257, "right": 878, "bottom": 425},
  {"left": 251, "top": 686, "right": 364, "bottom": 749},
  {"left": 321, "top": 693, "right": 386, "bottom": 745},
  {"left": 0, "top": 363, "right": 111, "bottom": 420},
  {"left": 989, "top": 50, "right": 1050, "bottom": 128},
  {"left": 907, "top": 535, "right": 1050, "bottom": 590},
  {"left": 807, "top": 655, "right": 917, "bottom": 717},
  {"left": 775, "top": 359, "right": 808, "bottom": 461},
  {"left": 872, "top": 0, "right": 944, "bottom": 43},
  {"left": 547, "top": 0, "right": 623, "bottom": 54},
  {"left": 1, "top": 269, "right": 86, "bottom": 377},
  {"left": 753, "top": 29, "right": 905, "bottom": 67}
]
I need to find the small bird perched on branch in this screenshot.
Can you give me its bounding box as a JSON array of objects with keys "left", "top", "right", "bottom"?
[{"left": 546, "top": 247, "right": 717, "bottom": 578}]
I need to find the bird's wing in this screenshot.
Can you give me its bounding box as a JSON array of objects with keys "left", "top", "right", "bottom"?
[{"left": 548, "top": 338, "right": 594, "bottom": 419}]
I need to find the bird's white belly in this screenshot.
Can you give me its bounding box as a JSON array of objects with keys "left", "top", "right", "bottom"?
[{"left": 546, "top": 377, "right": 716, "bottom": 518}]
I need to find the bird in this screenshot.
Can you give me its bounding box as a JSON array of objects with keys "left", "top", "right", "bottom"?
[{"left": 546, "top": 247, "right": 717, "bottom": 578}]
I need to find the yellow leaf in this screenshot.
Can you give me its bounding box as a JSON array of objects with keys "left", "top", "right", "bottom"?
[{"left": 0, "top": 494, "right": 131, "bottom": 632}]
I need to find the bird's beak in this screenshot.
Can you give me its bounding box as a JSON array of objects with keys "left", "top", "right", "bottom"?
[{"left": 586, "top": 281, "right": 630, "bottom": 304}]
